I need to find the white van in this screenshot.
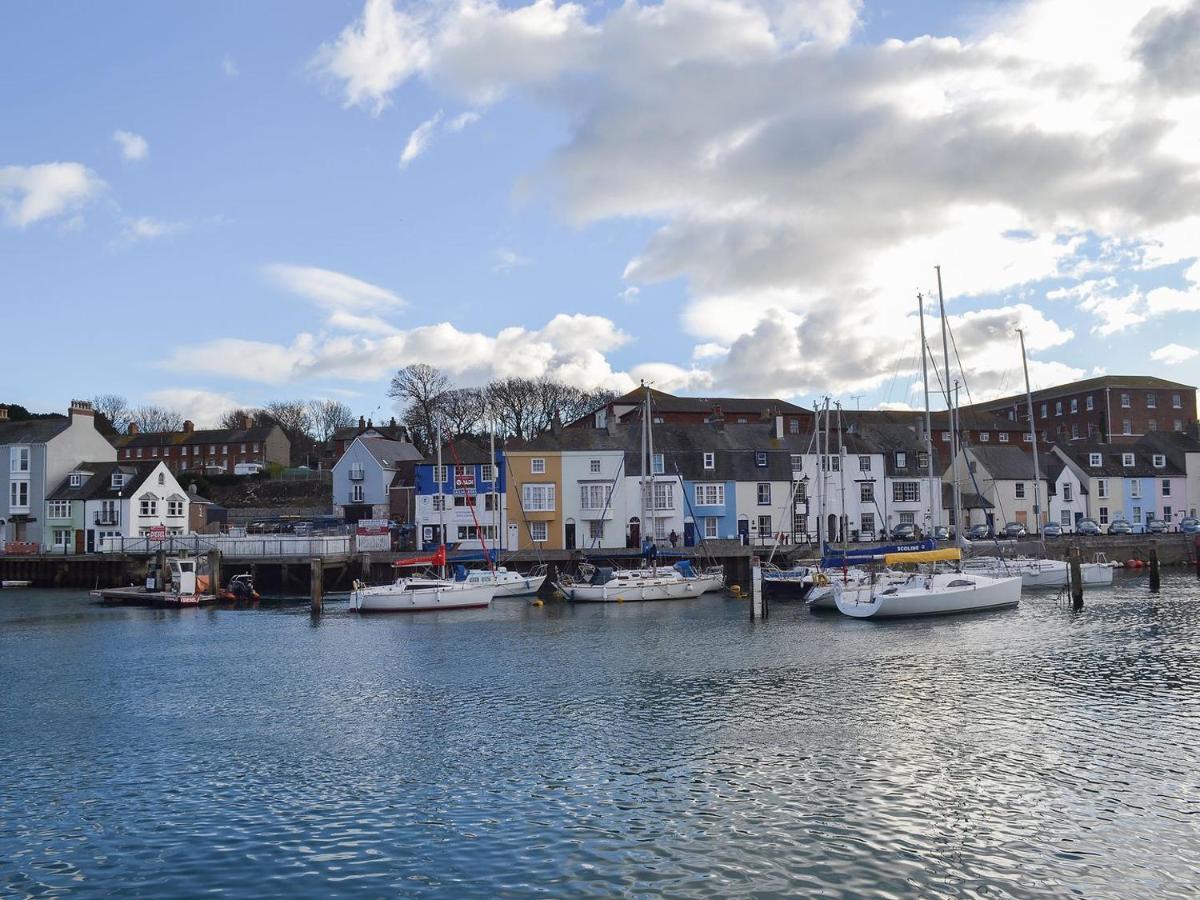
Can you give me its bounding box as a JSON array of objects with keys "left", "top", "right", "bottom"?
[{"left": 233, "top": 462, "right": 264, "bottom": 476}]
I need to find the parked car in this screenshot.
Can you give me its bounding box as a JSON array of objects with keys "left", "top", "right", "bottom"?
[
  {"left": 967, "top": 523, "right": 991, "bottom": 541},
  {"left": 1107, "top": 518, "right": 1132, "bottom": 535},
  {"left": 1042, "top": 522, "right": 1063, "bottom": 538},
  {"left": 1146, "top": 517, "right": 1167, "bottom": 534},
  {"left": 890, "top": 522, "right": 919, "bottom": 540},
  {"left": 1076, "top": 518, "right": 1101, "bottom": 536},
  {"left": 933, "top": 525, "right": 951, "bottom": 541},
  {"left": 1181, "top": 517, "right": 1200, "bottom": 534},
  {"left": 1002, "top": 521, "right": 1027, "bottom": 539}
]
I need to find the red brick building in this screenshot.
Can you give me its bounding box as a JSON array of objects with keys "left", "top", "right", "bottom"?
[
  {"left": 568, "top": 387, "right": 813, "bottom": 434},
  {"left": 971, "top": 375, "right": 1197, "bottom": 444},
  {"left": 109, "top": 418, "right": 290, "bottom": 474}
]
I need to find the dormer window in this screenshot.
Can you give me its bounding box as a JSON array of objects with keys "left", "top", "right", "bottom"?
[
  {"left": 111, "top": 473, "right": 125, "bottom": 489},
  {"left": 69, "top": 473, "right": 83, "bottom": 487},
  {"left": 918, "top": 451, "right": 929, "bottom": 469},
  {"left": 1089, "top": 453, "right": 1101, "bottom": 466},
  {"left": 755, "top": 451, "right": 767, "bottom": 467},
  {"left": 895, "top": 451, "right": 906, "bottom": 468},
  {"left": 979, "top": 432, "right": 990, "bottom": 442},
  {"left": 1153, "top": 454, "right": 1166, "bottom": 468},
  {"left": 1122, "top": 453, "right": 1134, "bottom": 467},
  {"left": 703, "top": 452, "right": 715, "bottom": 470}
]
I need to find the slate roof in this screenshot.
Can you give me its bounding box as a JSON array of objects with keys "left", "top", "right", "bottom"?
[
  {"left": 357, "top": 437, "right": 423, "bottom": 469},
  {"left": 47, "top": 462, "right": 161, "bottom": 501},
  {"left": 975, "top": 375, "right": 1194, "bottom": 411},
  {"left": 0, "top": 417, "right": 70, "bottom": 444},
  {"left": 111, "top": 425, "right": 280, "bottom": 449},
  {"left": 332, "top": 423, "right": 409, "bottom": 443},
  {"left": 1055, "top": 441, "right": 1184, "bottom": 478},
  {"left": 617, "top": 387, "right": 810, "bottom": 415},
  {"left": 854, "top": 424, "right": 942, "bottom": 477},
  {"left": 964, "top": 445, "right": 1045, "bottom": 481},
  {"left": 1135, "top": 431, "right": 1200, "bottom": 470}
]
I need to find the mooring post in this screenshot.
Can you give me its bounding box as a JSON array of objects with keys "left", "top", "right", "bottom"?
[
  {"left": 750, "top": 555, "right": 765, "bottom": 620},
  {"left": 207, "top": 549, "right": 221, "bottom": 597},
  {"left": 155, "top": 547, "right": 167, "bottom": 591},
  {"left": 1069, "top": 546, "right": 1083, "bottom": 609},
  {"left": 1194, "top": 536, "right": 1200, "bottom": 578},
  {"left": 310, "top": 557, "right": 323, "bottom": 612},
  {"left": 1149, "top": 539, "right": 1160, "bottom": 592}
]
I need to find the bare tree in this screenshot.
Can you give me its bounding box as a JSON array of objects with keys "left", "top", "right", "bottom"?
[
  {"left": 217, "top": 407, "right": 270, "bottom": 430},
  {"left": 129, "top": 405, "right": 184, "bottom": 433},
  {"left": 263, "top": 401, "right": 314, "bottom": 439},
  {"left": 307, "top": 399, "right": 356, "bottom": 442},
  {"left": 92, "top": 394, "right": 130, "bottom": 433},
  {"left": 388, "top": 364, "right": 450, "bottom": 451},
  {"left": 440, "top": 388, "right": 488, "bottom": 437},
  {"left": 486, "top": 377, "right": 542, "bottom": 441}
]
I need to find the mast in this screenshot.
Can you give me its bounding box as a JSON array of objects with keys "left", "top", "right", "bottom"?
[
  {"left": 836, "top": 401, "right": 847, "bottom": 550},
  {"left": 646, "top": 385, "right": 656, "bottom": 554},
  {"left": 821, "top": 396, "right": 831, "bottom": 556},
  {"left": 490, "top": 427, "right": 497, "bottom": 553},
  {"left": 1018, "top": 328, "right": 1042, "bottom": 535},
  {"left": 936, "top": 265, "right": 961, "bottom": 533},
  {"left": 918, "top": 292, "right": 938, "bottom": 534},
  {"left": 436, "top": 421, "right": 446, "bottom": 578}
]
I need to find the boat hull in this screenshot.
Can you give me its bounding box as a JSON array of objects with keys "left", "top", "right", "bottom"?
[
  {"left": 836, "top": 574, "right": 1021, "bottom": 619},
  {"left": 352, "top": 581, "right": 495, "bottom": 613},
  {"left": 491, "top": 574, "right": 547, "bottom": 597}
]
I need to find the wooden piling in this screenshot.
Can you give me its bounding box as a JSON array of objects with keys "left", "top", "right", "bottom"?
[
  {"left": 208, "top": 549, "right": 222, "bottom": 596},
  {"left": 155, "top": 547, "right": 167, "bottom": 591},
  {"left": 310, "top": 557, "right": 323, "bottom": 612},
  {"left": 1194, "top": 536, "right": 1200, "bottom": 577},
  {"left": 1069, "top": 546, "right": 1083, "bottom": 609},
  {"left": 750, "top": 556, "right": 766, "bottom": 620},
  {"left": 1149, "top": 540, "right": 1160, "bottom": 592}
]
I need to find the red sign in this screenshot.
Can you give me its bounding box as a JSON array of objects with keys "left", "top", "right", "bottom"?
[
  {"left": 454, "top": 470, "right": 476, "bottom": 493},
  {"left": 149, "top": 525, "right": 167, "bottom": 542}
]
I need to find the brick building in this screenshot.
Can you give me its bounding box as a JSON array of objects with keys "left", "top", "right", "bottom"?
[
  {"left": 109, "top": 418, "right": 290, "bottom": 474},
  {"left": 326, "top": 417, "right": 411, "bottom": 466},
  {"left": 568, "top": 387, "right": 813, "bottom": 434},
  {"left": 972, "top": 375, "right": 1197, "bottom": 444}
]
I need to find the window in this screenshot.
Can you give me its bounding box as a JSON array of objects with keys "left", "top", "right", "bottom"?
[
  {"left": 454, "top": 464, "right": 472, "bottom": 480},
  {"left": 1055, "top": 401, "right": 1062, "bottom": 416},
  {"left": 111, "top": 473, "right": 124, "bottom": 489},
  {"left": 1146, "top": 393, "right": 1156, "bottom": 408},
  {"left": 998, "top": 432, "right": 1009, "bottom": 443},
  {"left": 652, "top": 416, "right": 664, "bottom": 425},
  {"left": 652, "top": 482, "right": 673, "bottom": 510},
  {"left": 1023, "top": 434, "right": 1033, "bottom": 443},
  {"left": 794, "top": 481, "right": 807, "bottom": 502},
  {"left": 209, "top": 446, "right": 217, "bottom": 455},
  {"left": 703, "top": 452, "right": 715, "bottom": 470},
  {"left": 1133, "top": 506, "right": 1143, "bottom": 523},
  {"left": 757, "top": 514, "right": 772, "bottom": 536},
  {"left": 916, "top": 452, "right": 928, "bottom": 470},
  {"left": 123, "top": 450, "right": 131, "bottom": 459},
  {"left": 69, "top": 473, "right": 82, "bottom": 487},
  {"left": 431, "top": 495, "right": 446, "bottom": 511},
  {"left": 1121, "top": 393, "right": 1131, "bottom": 408},
  {"left": 588, "top": 520, "right": 604, "bottom": 541},
  {"left": 1130, "top": 481, "right": 1141, "bottom": 499},
  {"left": 1176, "top": 419, "right": 1185, "bottom": 432},
  {"left": 1099, "top": 507, "right": 1109, "bottom": 525},
  {"left": 48, "top": 500, "right": 71, "bottom": 518},
  {"left": 860, "top": 482, "right": 874, "bottom": 503},
  {"left": 52, "top": 528, "right": 72, "bottom": 548},
  {"left": 1089, "top": 453, "right": 1102, "bottom": 466},
  {"left": 1015, "top": 483, "right": 1025, "bottom": 499},
  {"left": 251, "top": 443, "right": 259, "bottom": 453},
  {"left": 1122, "top": 453, "right": 1134, "bottom": 466},
  {"left": 941, "top": 431, "right": 952, "bottom": 441},
  {"left": 1153, "top": 454, "right": 1165, "bottom": 467},
  {"left": 1071, "top": 424, "right": 1079, "bottom": 439},
  {"left": 588, "top": 458, "right": 601, "bottom": 474},
  {"left": 1162, "top": 479, "right": 1171, "bottom": 497},
  {"left": 151, "top": 447, "right": 158, "bottom": 458},
  {"left": 652, "top": 453, "right": 665, "bottom": 475},
  {"left": 703, "top": 517, "right": 719, "bottom": 539},
  {"left": 757, "top": 483, "right": 771, "bottom": 505},
  {"left": 895, "top": 451, "right": 907, "bottom": 468},
  {"left": 791, "top": 454, "right": 804, "bottom": 472},
  {"left": 1149, "top": 420, "right": 1158, "bottom": 431},
  {"left": 1064, "top": 483, "right": 1073, "bottom": 502},
  {"left": 167, "top": 500, "right": 184, "bottom": 517},
  {"left": 788, "top": 419, "right": 800, "bottom": 434},
  {"left": 240, "top": 443, "right": 246, "bottom": 453},
  {"left": 1164, "top": 505, "right": 1173, "bottom": 521},
  {"left": 892, "top": 481, "right": 919, "bottom": 503},
  {"left": 1097, "top": 479, "right": 1108, "bottom": 499},
  {"left": 821, "top": 455, "right": 841, "bottom": 472},
  {"left": 351, "top": 484, "right": 364, "bottom": 503},
  {"left": 431, "top": 465, "right": 448, "bottom": 483},
  {"left": 859, "top": 455, "right": 871, "bottom": 471},
  {"left": 193, "top": 446, "right": 200, "bottom": 456},
  {"left": 1040, "top": 403, "right": 1047, "bottom": 419},
  {"left": 899, "top": 512, "right": 916, "bottom": 525},
  {"left": 139, "top": 499, "right": 158, "bottom": 516},
  {"left": 10, "top": 446, "right": 30, "bottom": 473},
  {"left": 695, "top": 483, "right": 725, "bottom": 506},
  {"left": 530, "top": 521, "right": 548, "bottom": 542},
  {"left": 452, "top": 495, "right": 471, "bottom": 508},
  {"left": 157, "top": 473, "right": 165, "bottom": 485},
  {"left": 1061, "top": 511, "right": 1071, "bottom": 525},
  {"left": 1086, "top": 395, "right": 1094, "bottom": 411},
  {"left": 755, "top": 451, "right": 768, "bottom": 467},
  {"left": 654, "top": 518, "right": 667, "bottom": 540},
  {"left": 522, "top": 484, "right": 555, "bottom": 511},
  {"left": 1122, "top": 419, "right": 1132, "bottom": 435},
  {"left": 579, "top": 483, "right": 611, "bottom": 510},
  {"left": 136, "top": 448, "right": 143, "bottom": 459},
  {"left": 860, "top": 513, "right": 875, "bottom": 535},
  {"left": 1172, "top": 393, "right": 1182, "bottom": 409},
  {"left": 481, "top": 465, "right": 497, "bottom": 483},
  {"left": 1070, "top": 398, "right": 1078, "bottom": 413},
  {"left": 531, "top": 458, "right": 545, "bottom": 474}
]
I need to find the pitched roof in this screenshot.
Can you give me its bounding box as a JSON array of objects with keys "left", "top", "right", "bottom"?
[
  {"left": 47, "top": 462, "right": 163, "bottom": 501},
  {"left": 0, "top": 417, "right": 71, "bottom": 444},
  {"left": 357, "top": 437, "right": 423, "bottom": 469},
  {"left": 1055, "top": 440, "right": 1184, "bottom": 477},
  {"left": 974, "top": 375, "right": 1195, "bottom": 411},
  {"left": 111, "top": 425, "right": 281, "bottom": 449},
  {"left": 943, "top": 483, "right": 992, "bottom": 510},
  {"left": 964, "top": 445, "right": 1043, "bottom": 481},
  {"left": 332, "top": 423, "right": 409, "bottom": 443}
]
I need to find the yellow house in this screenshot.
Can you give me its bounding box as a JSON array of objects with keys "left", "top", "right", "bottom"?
[{"left": 504, "top": 447, "right": 564, "bottom": 550}]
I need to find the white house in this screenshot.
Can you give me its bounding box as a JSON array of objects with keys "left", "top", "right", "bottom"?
[
  {"left": 0, "top": 400, "right": 115, "bottom": 549},
  {"left": 561, "top": 448, "right": 627, "bottom": 550},
  {"left": 949, "top": 445, "right": 1050, "bottom": 532},
  {"left": 1046, "top": 455, "right": 1088, "bottom": 532},
  {"left": 46, "top": 461, "right": 190, "bottom": 551}
]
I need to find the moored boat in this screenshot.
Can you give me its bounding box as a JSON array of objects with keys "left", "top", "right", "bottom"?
[{"left": 834, "top": 549, "right": 1021, "bottom": 618}]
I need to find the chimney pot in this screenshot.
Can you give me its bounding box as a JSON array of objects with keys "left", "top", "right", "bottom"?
[
  {"left": 358, "top": 416, "right": 366, "bottom": 430},
  {"left": 183, "top": 420, "right": 195, "bottom": 433},
  {"left": 241, "top": 414, "right": 251, "bottom": 430},
  {"left": 128, "top": 422, "right": 140, "bottom": 435}
]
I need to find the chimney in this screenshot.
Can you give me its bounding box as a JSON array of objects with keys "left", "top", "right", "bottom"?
[
  {"left": 68, "top": 399, "right": 95, "bottom": 422},
  {"left": 358, "top": 416, "right": 366, "bottom": 430},
  {"left": 241, "top": 414, "right": 252, "bottom": 430},
  {"left": 0, "top": 406, "right": 8, "bottom": 421},
  {"left": 774, "top": 415, "right": 784, "bottom": 440},
  {"left": 367, "top": 418, "right": 373, "bottom": 429},
  {"left": 128, "top": 422, "right": 140, "bottom": 435},
  {"left": 551, "top": 412, "right": 563, "bottom": 435},
  {"left": 389, "top": 417, "right": 396, "bottom": 428},
  {"left": 182, "top": 420, "right": 195, "bottom": 433}
]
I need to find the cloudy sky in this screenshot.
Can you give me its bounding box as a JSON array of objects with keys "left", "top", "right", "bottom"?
[{"left": 4, "top": 0, "right": 1200, "bottom": 424}]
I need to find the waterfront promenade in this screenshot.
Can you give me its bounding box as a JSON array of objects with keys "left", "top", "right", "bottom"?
[{"left": 2, "top": 575, "right": 1199, "bottom": 897}]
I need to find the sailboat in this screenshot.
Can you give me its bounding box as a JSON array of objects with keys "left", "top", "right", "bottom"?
[{"left": 351, "top": 425, "right": 497, "bottom": 613}]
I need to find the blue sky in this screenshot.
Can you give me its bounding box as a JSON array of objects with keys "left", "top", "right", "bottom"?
[{"left": 4, "top": 0, "right": 1200, "bottom": 424}]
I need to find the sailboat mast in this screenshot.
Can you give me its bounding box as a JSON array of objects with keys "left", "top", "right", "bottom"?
[
  {"left": 646, "top": 387, "right": 656, "bottom": 551},
  {"left": 918, "top": 292, "right": 937, "bottom": 534},
  {"left": 490, "top": 427, "right": 497, "bottom": 553},
  {"left": 639, "top": 383, "right": 648, "bottom": 552},
  {"left": 936, "top": 265, "right": 961, "bottom": 532},
  {"left": 1018, "top": 328, "right": 1043, "bottom": 535},
  {"left": 822, "top": 396, "right": 831, "bottom": 555},
  {"left": 436, "top": 421, "right": 446, "bottom": 578},
  {"left": 836, "top": 401, "right": 847, "bottom": 549}
]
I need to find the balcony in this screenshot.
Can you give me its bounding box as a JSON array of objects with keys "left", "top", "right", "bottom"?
[{"left": 94, "top": 510, "right": 120, "bottom": 526}]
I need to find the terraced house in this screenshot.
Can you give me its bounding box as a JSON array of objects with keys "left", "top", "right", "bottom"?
[
  {"left": 1053, "top": 442, "right": 1188, "bottom": 530},
  {"left": 45, "top": 461, "right": 190, "bottom": 552},
  {"left": 110, "top": 417, "right": 290, "bottom": 474}
]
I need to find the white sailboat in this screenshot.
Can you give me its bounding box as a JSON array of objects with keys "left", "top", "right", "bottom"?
[
  {"left": 960, "top": 555, "right": 1114, "bottom": 588},
  {"left": 459, "top": 565, "right": 548, "bottom": 597},
  {"left": 835, "top": 557, "right": 1022, "bottom": 618}
]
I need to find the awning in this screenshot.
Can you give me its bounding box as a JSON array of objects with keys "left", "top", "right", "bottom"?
[{"left": 883, "top": 548, "right": 962, "bottom": 565}]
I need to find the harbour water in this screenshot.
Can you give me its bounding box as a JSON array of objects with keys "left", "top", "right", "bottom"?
[{"left": 2, "top": 576, "right": 1199, "bottom": 897}]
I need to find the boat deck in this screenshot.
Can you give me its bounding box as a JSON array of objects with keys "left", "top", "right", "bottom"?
[{"left": 92, "top": 587, "right": 216, "bottom": 607}]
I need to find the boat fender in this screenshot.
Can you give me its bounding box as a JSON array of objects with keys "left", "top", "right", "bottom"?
[
  {"left": 815, "top": 573, "right": 830, "bottom": 587},
  {"left": 531, "top": 599, "right": 544, "bottom": 607},
  {"left": 616, "top": 596, "right": 625, "bottom": 603}
]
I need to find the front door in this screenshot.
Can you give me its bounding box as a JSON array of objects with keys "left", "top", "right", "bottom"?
[
  {"left": 86, "top": 529, "right": 95, "bottom": 553},
  {"left": 737, "top": 518, "right": 749, "bottom": 545},
  {"left": 628, "top": 519, "right": 640, "bottom": 548},
  {"left": 75, "top": 530, "right": 85, "bottom": 554},
  {"left": 564, "top": 522, "right": 576, "bottom": 550},
  {"left": 828, "top": 513, "right": 838, "bottom": 543},
  {"left": 507, "top": 522, "right": 518, "bottom": 550},
  {"left": 683, "top": 521, "right": 695, "bottom": 546}
]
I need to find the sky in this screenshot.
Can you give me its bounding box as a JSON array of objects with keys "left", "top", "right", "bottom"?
[{"left": 4, "top": 0, "right": 1200, "bottom": 425}]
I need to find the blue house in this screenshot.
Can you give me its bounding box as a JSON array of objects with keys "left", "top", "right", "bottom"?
[
  {"left": 331, "top": 436, "right": 422, "bottom": 523},
  {"left": 415, "top": 438, "right": 508, "bottom": 551}
]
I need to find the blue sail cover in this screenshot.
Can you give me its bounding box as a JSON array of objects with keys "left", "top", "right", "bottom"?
[{"left": 821, "top": 539, "right": 935, "bottom": 569}]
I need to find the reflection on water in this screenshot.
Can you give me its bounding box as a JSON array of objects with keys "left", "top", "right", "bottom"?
[{"left": 2, "top": 574, "right": 1199, "bottom": 897}]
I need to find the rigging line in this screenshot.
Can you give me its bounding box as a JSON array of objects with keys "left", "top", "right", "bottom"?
[
  {"left": 444, "top": 435, "right": 495, "bottom": 573},
  {"left": 586, "top": 456, "right": 626, "bottom": 552},
  {"left": 945, "top": 316, "right": 976, "bottom": 409}
]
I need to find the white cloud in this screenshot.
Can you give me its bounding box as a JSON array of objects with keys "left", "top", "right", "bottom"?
[
  {"left": 399, "top": 111, "right": 443, "bottom": 167},
  {"left": 263, "top": 262, "right": 404, "bottom": 312},
  {"left": 144, "top": 388, "right": 245, "bottom": 427},
  {"left": 117, "top": 216, "right": 185, "bottom": 243},
  {"left": 447, "top": 110, "right": 481, "bottom": 131},
  {"left": 0, "top": 162, "right": 105, "bottom": 228},
  {"left": 1150, "top": 343, "right": 1198, "bottom": 365},
  {"left": 221, "top": 56, "right": 239, "bottom": 78},
  {"left": 493, "top": 248, "right": 531, "bottom": 271},
  {"left": 113, "top": 130, "right": 148, "bottom": 161},
  {"left": 313, "top": 0, "right": 1200, "bottom": 397},
  {"left": 691, "top": 341, "right": 728, "bottom": 360}
]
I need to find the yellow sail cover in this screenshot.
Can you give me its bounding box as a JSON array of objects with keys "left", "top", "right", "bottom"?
[{"left": 883, "top": 548, "right": 962, "bottom": 565}]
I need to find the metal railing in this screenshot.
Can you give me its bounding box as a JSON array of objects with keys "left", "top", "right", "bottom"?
[
  {"left": 93, "top": 511, "right": 120, "bottom": 526},
  {"left": 98, "top": 534, "right": 354, "bottom": 557}
]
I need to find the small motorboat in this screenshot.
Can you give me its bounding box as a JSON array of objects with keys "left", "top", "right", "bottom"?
[
  {"left": 218, "top": 574, "right": 260, "bottom": 601},
  {"left": 1, "top": 580, "right": 33, "bottom": 589}
]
